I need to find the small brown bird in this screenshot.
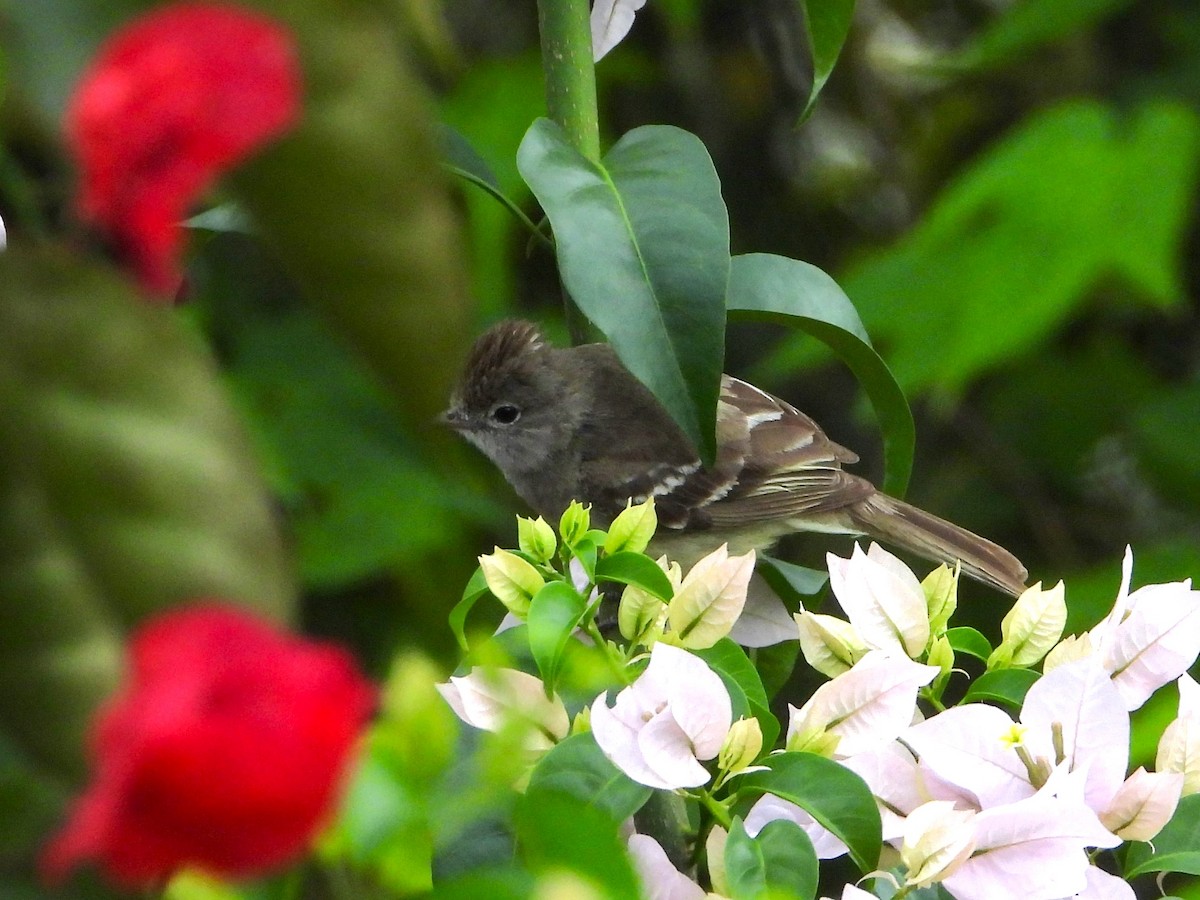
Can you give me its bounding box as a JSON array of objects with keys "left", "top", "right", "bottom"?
[{"left": 443, "top": 320, "right": 1028, "bottom": 596}]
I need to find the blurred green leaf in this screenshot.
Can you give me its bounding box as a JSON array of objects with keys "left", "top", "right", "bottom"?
[
  {"left": 0, "top": 246, "right": 294, "bottom": 782},
  {"left": 728, "top": 252, "right": 914, "bottom": 498},
  {"left": 738, "top": 752, "right": 881, "bottom": 872},
  {"left": 231, "top": 0, "right": 473, "bottom": 434},
  {"left": 797, "top": 0, "right": 856, "bottom": 123},
  {"left": 961, "top": 668, "right": 1039, "bottom": 709},
  {"left": 194, "top": 236, "right": 483, "bottom": 591},
  {"left": 763, "top": 100, "right": 1200, "bottom": 398},
  {"left": 517, "top": 118, "right": 730, "bottom": 462},
  {"left": 528, "top": 582, "right": 588, "bottom": 693},
  {"left": 525, "top": 734, "right": 651, "bottom": 823},
  {"left": 1132, "top": 382, "right": 1200, "bottom": 509},
  {"left": 324, "top": 754, "right": 433, "bottom": 893},
  {"left": 1125, "top": 794, "right": 1200, "bottom": 877},
  {"left": 514, "top": 790, "right": 641, "bottom": 897},
  {"left": 725, "top": 817, "right": 818, "bottom": 900},
  {"left": 951, "top": 0, "right": 1135, "bottom": 71}
]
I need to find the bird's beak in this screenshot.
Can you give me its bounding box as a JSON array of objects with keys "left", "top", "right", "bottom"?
[{"left": 440, "top": 407, "right": 467, "bottom": 430}]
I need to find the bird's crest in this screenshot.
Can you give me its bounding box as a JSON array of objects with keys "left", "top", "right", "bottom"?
[{"left": 457, "top": 320, "right": 547, "bottom": 408}]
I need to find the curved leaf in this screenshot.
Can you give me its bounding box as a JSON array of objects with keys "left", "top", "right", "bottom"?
[
  {"left": 517, "top": 118, "right": 729, "bottom": 461},
  {"left": 595, "top": 551, "right": 674, "bottom": 600},
  {"left": 449, "top": 567, "right": 494, "bottom": 652},
  {"left": 798, "top": 0, "right": 857, "bottom": 123},
  {"left": 440, "top": 124, "right": 551, "bottom": 247},
  {"left": 724, "top": 817, "right": 818, "bottom": 900},
  {"left": 946, "top": 626, "right": 993, "bottom": 663},
  {"left": 727, "top": 252, "right": 914, "bottom": 498},
  {"left": 527, "top": 582, "right": 588, "bottom": 693},
  {"left": 0, "top": 246, "right": 295, "bottom": 782},
  {"left": 961, "top": 667, "right": 1039, "bottom": 710},
  {"left": 737, "top": 751, "right": 882, "bottom": 873},
  {"left": 525, "top": 733, "right": 651, "bottom": 824}
]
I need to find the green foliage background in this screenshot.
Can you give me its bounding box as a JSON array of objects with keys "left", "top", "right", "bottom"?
[{"left": 1, "top": 0, "right": 1199, "bottom": 895}]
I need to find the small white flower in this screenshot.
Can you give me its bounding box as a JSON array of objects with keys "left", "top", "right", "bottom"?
[
  {"left": 590, "top": 642, "right": 732, "bottom": 790},
  {"left": 827, "top": 543, "right": 929, "bottom": 658},
  {"left": 437, "top": 667, "right": 569, "bottom": 752}
]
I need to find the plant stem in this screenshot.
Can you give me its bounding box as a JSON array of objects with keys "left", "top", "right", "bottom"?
[{"left": 536, "top": 0, "right": 601, "bottom": 164}]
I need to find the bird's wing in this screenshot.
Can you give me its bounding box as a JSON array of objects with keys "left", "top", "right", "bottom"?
[{"left": 654, "top": 377, "right": 875, "bottom": 531}]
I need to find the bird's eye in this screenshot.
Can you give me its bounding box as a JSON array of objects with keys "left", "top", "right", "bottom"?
[{"left": 490, "top": 404, "right": 521, "bottom": 425}]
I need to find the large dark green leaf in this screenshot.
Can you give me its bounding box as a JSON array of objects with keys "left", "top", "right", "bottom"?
[
  {"left": 727, "top": 252, "right": 914, "bottom": 498},
  {"left": 525, "top": 734, "right": 651, "bottom": 824},
  {"left": 797, "top": 0, "right": 856, "bottom": 122},
  {"left": 0, "top": 246, "right": 295, "bottom": 782},
  {"left": 724, "top": 817, "right": 818, "bottom": 900},
  {"left": 517, "top": 118, "right": 730, "bottom": 461},
  {"left": 738, "top": 752, "right": 881, "bottom": 873}
]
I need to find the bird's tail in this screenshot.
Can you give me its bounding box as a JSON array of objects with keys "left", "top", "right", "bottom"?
[{"left": 847, "top": 493, "right": 1029, "bottom": 597}]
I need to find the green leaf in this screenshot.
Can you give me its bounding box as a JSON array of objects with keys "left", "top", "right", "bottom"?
[
  {"left": 950, "top": 0, "right": 1134, "bottom": 72},
  {"left": 695, "top": 639, "right": 770, "bottom": 709},
  {"left": 440, "top": 123, "right": 550, "bottom": 246},
  {"left": 961, "top": 668, "right": 1039, "bottom": 710},
  {"left": 727, "top": 252, "right": 915, "bottom": 498},
  {"left": 517, "top": 118, "right": 730, "bottom": 462},
  {"left": 758, "top": 555, "right": 829, "bottom": 603},
  {"left": 525, "top": 734, "right": 651, "bottom": 824},
  {"left": 946, "top": 626, "right": 993, "bottom": 662},
  {"left": 324, "top": 754, "right": 432, "bottom": 893},
  {"left": 798, "top": 0, "right": 856, "bottom": 123},
  {"left": 695, "top": 639, "right": 780, "bottom": 751},
  {"left": 527, "top": 582, "right": 588, "bottom": 693},
  {"left": 595, "top": 551, "right": 674, "bottom": 600},
  {"left": 228, "top": 2, "right": 475, "bottom": 439},
  {"left": 764, "top": 100, "right": 1200, "bottom": 397},
  {"left": 429, "top": 869, "right": 536, "bottom": 900},
  {"left": 724, "top": 817, "right": 818, "bottom": 900},
  {"left": 449, "top": 567, "right": 493, "bottom": 652},
  {"left": 751, "top": 641, "right": 801, "bottom": 702},
  {"left": 737, "top": 752, "right": 881, "bottom": 873},
  {"left": 1125, "top": 793, "right": 1200, "bottom": 877},
  {"left": 0, "top": 246, "right": 294, "bottom": 782},
  {"left": 514, "top": 790, "right": 642, "bottom": 897}
]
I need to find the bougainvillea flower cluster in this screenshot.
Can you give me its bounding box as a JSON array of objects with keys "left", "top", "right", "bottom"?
[
  {"left": 65, "top": 2, "right": 301, "bottom": 297},
  {"left": 41, "top": 604, "right": 376, "bottom": 886}
]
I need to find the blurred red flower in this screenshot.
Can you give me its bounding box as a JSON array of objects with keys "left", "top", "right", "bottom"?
[
  {"left": 65, "top": 2, "right": 301, "bottom": 297},
  {"left": 41, "top": 604, "right": 376, "bottom": 886}
]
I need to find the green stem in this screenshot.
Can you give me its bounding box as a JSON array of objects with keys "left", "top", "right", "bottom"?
[
  {"left": 696, "top": 789, "right": 733, "bottom": 830},
  {"left": 583, "top": 618, "right": 631, "bottom": 685},
  {"left": 536, "top": 0, "right": 601, "bottom": 164}
]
